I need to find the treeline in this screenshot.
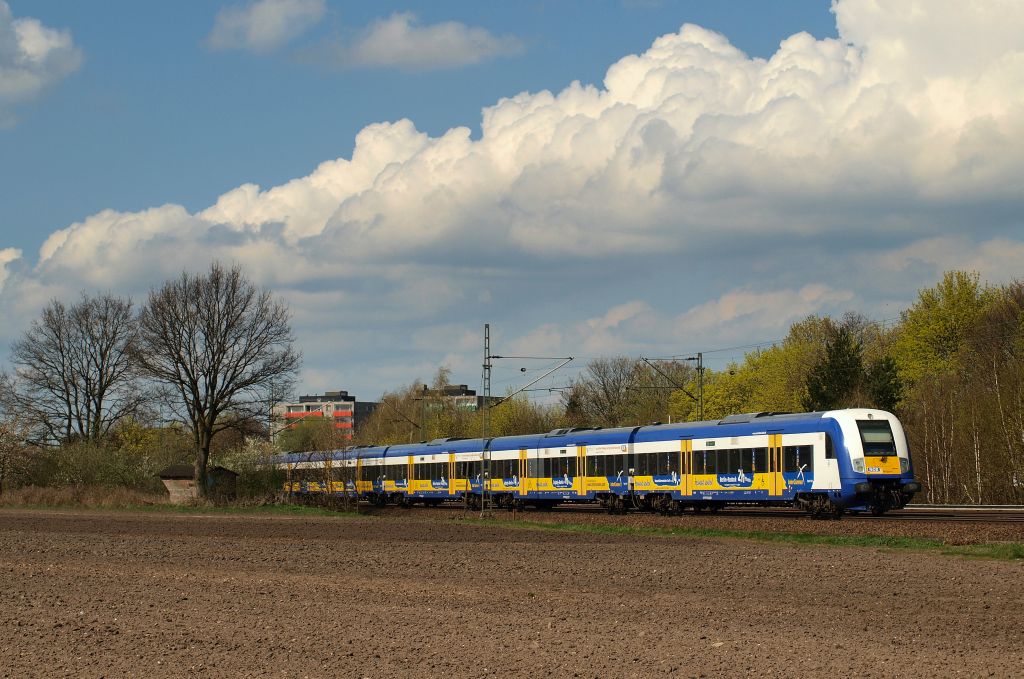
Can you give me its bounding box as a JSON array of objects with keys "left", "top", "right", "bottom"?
[
  {"left": 4, "top": 268, "right": 1021, "bottom": 505},
  {"left": 0, "top": 262, "right": 298, "bottom": 498},
  {"left": 343, "top": 272, "right": 1023, "bottom": 505},
  {"left": 672, "top": 271, "right": 1023, "bottom": 504}
]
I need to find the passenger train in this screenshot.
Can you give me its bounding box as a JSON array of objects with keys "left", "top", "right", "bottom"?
[{"left": 275, "top": 408, "right": 921, "bottom": 517}]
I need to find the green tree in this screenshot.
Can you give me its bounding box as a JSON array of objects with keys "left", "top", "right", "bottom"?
[
  {"left": 803, "top": 326, "right": 863, "bottom": 411},
  {"left": 892, "top": 271, "right": 994, "bottom": 384},
  {"left": 863, "top": 356, "right": 901, "bottom": 411}
]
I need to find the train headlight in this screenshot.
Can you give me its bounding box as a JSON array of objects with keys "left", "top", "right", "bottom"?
[
  {"left": 852, "top": 458, "right": 866, "bottom": 473},
  {"left": 900, "top": 457, "right": 910, "bottom": 474}
]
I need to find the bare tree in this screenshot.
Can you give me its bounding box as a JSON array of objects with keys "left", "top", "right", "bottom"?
[
  {"left": 135, "top": 263, "right": 300, "bottom": 495},
  {"left": 3, "top": 293, "right": 142, "bottom": 444},
  {"left": 563, "top": 357, "right": 639, "bottom": 427}
]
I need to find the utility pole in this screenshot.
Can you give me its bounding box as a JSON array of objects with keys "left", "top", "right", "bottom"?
[
  {"left": 419, "top": 384, "right": 427, "bottom": 442},
  {"left": 481, "top": 323, "right": 491, "bottom": 516},
  {"left": 695, "top": 352, "right": 704, "bottom": 421},
  {"left": 478, "top": 325, "right": 572, "bottom": 516}
]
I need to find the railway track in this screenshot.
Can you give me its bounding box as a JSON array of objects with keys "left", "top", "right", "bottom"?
[{"left": 348, "top": 500, "right": 1024, "bottom": 523}]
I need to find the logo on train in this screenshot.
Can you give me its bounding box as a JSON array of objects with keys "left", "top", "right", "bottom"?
[
  {"left": 717, "top": 469, "right": 754, "bottom": 488},
  {"left": 430, "top": 476, "right": 449, "bottom": 489},
  {"left": 652, "top": 471, "right": 680, "bottom": 486},
  {"left": 551, "top": 474, "right": 574, "bottom": 489}
]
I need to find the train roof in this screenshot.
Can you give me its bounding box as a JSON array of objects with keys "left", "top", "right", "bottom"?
[
  {"left": 633, "top": 411, "right": 830, "bottom": 442},
  {"left": 274, "top": 411, "right": 865, "bottom": 461}
]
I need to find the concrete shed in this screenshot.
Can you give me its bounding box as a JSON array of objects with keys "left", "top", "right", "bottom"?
[{"left": 158, "top": 465, "right": 238, "bottom": 504}]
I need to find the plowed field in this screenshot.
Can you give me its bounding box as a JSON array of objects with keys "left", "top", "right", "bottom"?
[{"left": 1, "top": 508, "right": 1021, "bottom": 678}]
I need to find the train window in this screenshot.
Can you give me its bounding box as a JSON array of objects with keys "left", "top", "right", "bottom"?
[
  {"left": 857, "top": 420, "right": 896, "bottom": 456},
  {"left": 753, "top": 448, "right": 767, "bottom": 473},
  {"left": 784, "top": 446, "right": 813, "bottom": 473},
  {"left": 658, "top": 451, "right": 679, "bottom": 476},
  {"left": 728, "top": 449, "right": 741, "bottom": 474},
  {"left": 547, "top": 456, "right": 575, "bottom": 477},
  {"left": 825, "top": 434, "right": 835, "bottom": 459},
  {"left": 456, "top": 460, "right": 480, "bottom": 479},
  {"left": 714, "top": 450, "right": 727, "bottom": 474},
  {"left": 784, "top": 446, "right": 796, "bottom": 472},
  {"left": 692, "top": 451, "right": 704, "bottom": 475},
  {"left": 587, "top": 455, "right": 602, "bottom": 476}
]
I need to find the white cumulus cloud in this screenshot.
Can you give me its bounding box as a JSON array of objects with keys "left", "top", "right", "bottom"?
[
  {"left": 0, "top": 247, "right": 20, "bottom": 290},
  {"left": 3, "top": 0, "right": 1024, "bottom": 395},
  {"left": 0, "top": 1, "right": 81, "bottom": 125},
  {"left": 206, "top": 0, "right": 325, "bottom": 53},
  {"left": 339, "top": 12, "right": 524, "bottom": 70}
]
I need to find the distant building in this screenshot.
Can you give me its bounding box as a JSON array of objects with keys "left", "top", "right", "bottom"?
[
  {"left": 432, "top": 384, "right": 499, "bottom": 411},
  {"left": 272, "top": 390, "right": 379, "bottom": 441}
]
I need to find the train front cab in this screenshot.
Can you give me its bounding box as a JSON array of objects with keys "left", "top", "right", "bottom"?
[{"left": 826, "top": 409, "right": 920, "bottom": 514}]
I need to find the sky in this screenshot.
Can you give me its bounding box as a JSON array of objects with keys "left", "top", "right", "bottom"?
[{"left": 1, "top": 0, "right": 1023, "bottom": 402}]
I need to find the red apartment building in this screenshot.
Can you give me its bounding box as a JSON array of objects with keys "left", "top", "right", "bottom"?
[{"left": 272, "top": 390, "right": 378, "bottom": 441}]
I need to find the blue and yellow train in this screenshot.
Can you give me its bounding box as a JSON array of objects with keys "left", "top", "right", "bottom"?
[{"left": 276, "top": 408, "right": 921, "bottom": 517}]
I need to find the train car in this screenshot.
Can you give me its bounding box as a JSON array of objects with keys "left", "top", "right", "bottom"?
[
  {"left": 273, "top": 408, "right": 920, "bottom": 517},
  {"left": 279, "top": 449, "right": 357, "bottom": 496}
]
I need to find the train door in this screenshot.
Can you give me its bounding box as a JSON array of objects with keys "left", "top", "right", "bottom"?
[
  {"left": 405, "top": 456, "right": 413, "bottom": 500},
  {"left": 518, "top": 449, "right": 528, "bottom": 497},
  {"left": 768, "top": 433, "right": 783, "bottom": 496},
  {"left": 448, "top": 452, "right": 457, "bottom": 496},
  {"left": 680, "top": 438, "right": 692, "bottom": 496},
  {"left": 576, "top": 446, "right": 586, "bottom": 497}
]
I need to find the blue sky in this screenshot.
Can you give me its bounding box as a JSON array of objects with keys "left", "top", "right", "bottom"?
[
  {"left": 3, "top": 1, "right": 837, "bottom": 254},
  {"left": 1, "top": 0, "right": 1022, "bottom": 401}
]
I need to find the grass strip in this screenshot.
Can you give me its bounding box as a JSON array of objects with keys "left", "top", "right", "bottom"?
[
  {"left": 4, "top": 501, "right": 1020, "bottom": 560},
  {"left": 463, "top": 517, "right": 1024, "bottom": 561}
]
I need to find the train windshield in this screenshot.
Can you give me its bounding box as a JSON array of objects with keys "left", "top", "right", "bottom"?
[{"left": 857, "top": 420, "right": 897, "bottom": 456}]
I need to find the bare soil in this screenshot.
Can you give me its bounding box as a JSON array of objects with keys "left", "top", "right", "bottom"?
[{"left": 1, "top": 508, "right": 1021, "bottom": 678}]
